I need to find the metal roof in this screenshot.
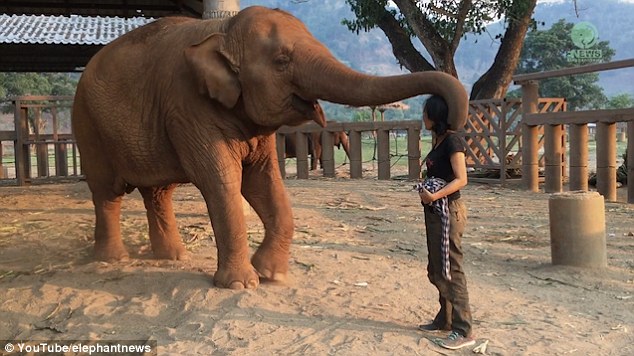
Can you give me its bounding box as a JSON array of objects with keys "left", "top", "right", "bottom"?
[{"left": 0, "top": 14, "right": 153, "bottom": 45}]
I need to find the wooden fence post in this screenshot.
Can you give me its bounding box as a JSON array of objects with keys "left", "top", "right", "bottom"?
[
  {"left": 377, "top": 129, "right": 390, "bottom": 180},
  {"left": 521, "top": 81, "right": 540, "bottom": 192},
  {"left": 276, "top": 133, "right": 286, "bottom": 179},
  {"left": 627, "top": 121, "right": 634, "bottom": 204},
  {"left": 349, "top": 130, "right": 362, "bottom": 178},
  {"left": 596, "top": 122, "right": 617, "bottom": 201},
  {"left": 407, "top": 127, "right": 421, "bottom": 180},
  {"left": 321, "top": 131, "right": 335, "bottom": 178},
  {"left": 569, "top": 124, "right": 589, "bottom": 191},
  {"left": 14, "top": 101, "right": 28, "bottom": 186},
  {"left": 295, "top": 132, "right": 309, "bottom": 179}
]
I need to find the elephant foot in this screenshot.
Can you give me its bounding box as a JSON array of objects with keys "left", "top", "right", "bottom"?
[
  {"left": 152, "top": 242, "right": 190, "bottom": 261},
  {"left": 213, "top": 263, "right": 260, "bottom": 290},
  {"left": 251, "top": 248, "right": 289, "bottom": 283},
  {"left": 94, "top": 242, "right": 129, "bottom": 262}
]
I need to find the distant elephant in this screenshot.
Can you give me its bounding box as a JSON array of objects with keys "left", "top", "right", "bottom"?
[
  {"left": 284, "top": 120, "right": 351, "bottom": 171},
  {"left": 71, "top": 6, "right": 468, "bottom": 290}
]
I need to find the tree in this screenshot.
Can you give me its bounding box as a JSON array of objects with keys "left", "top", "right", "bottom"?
[
  {"left": 606, "top": 93, "right": 633, "bottom": 109},
  {"left": 0, "top": 73, "right": 77, "bottom": 98},
  {"left": 510, "top": 19, "right": 615, "bottom": 110},
  {"left": 343, "top": 0, "right": 538, "bottom": 100}
]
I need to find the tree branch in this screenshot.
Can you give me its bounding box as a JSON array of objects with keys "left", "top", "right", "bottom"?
[
  {"left": 450, "top": 0, "right": 472, "bottom": 54},
  {"left": 374, "top": 6, "right": 435, "bottom": 72},
  {"left": 393, "top": 0, "right": 456, "bottom": 75}
]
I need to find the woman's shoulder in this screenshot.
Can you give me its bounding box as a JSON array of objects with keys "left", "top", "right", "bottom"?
[{"left": 445, "top": 132, "right": 466, "bottom": 152}]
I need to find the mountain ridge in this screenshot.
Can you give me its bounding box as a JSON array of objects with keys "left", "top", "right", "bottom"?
[{"left": 242, "top": 0, "right": 634, "bottom": 97}]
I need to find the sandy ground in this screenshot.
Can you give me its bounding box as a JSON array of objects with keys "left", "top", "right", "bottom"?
[{"left": 0, "top": 166, "right": 633, "bottom": 355}]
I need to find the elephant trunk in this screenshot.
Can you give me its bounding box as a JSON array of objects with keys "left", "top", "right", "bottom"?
[{"left": 299, "top": 59, "right": 469, "bottom": 129}]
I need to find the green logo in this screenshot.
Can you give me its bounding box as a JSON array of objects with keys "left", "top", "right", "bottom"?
[
  {"left": 571, "top": 22, "right": 598, "bottom": 49},
  {"left": 567, "top": 21, "right": 602, "bottom": 64}
]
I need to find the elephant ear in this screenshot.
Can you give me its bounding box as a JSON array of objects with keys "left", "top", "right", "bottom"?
[{"left": 184, "top": 33, "right": 241, "bottom": 108}]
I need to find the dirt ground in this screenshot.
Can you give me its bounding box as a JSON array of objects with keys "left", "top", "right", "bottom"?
[{"left": 0, "top": 167, "right": 632, "bottom": 355}]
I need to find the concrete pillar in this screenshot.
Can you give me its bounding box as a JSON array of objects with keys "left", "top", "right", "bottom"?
[
  {"left": 203, "top": 0, "right": 240, "bottom": 19},
  {"left": 544, "top": 124, "right": 563, "bottom": 193},
  {"left": 596, "top": 122, "right": 617, "bottom": 202},
  {"left": 521, "top": 81, "right": 539, "bottom": 192},
  {"left": 569, "top": 124, "right": 589, "bottom": 191},
  {"left": 549, "top": 191, "right": 607, "bottom": 268}
]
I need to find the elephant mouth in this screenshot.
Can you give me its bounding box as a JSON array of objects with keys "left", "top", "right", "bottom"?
[{"left": 291, "top": 94, "right": 326, "bottom": 127}]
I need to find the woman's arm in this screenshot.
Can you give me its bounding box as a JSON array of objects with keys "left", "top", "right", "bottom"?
[{"left": 419, "top": 151, "right": 468, "bottom": 204}]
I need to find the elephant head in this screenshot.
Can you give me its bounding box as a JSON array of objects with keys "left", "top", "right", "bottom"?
[{"left": 184, "top": 6, "right": 468, "bottom": 131}]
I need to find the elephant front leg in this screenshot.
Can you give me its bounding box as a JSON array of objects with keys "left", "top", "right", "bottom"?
[
  {"left": 242, "top": 156, "right": 294, "bottom": 283},
  {"left": 191, "top": 176, "right": 257, "bottom": 289},
  {"left": 138, "top": 185, "right": 189, "bottom": 260}
]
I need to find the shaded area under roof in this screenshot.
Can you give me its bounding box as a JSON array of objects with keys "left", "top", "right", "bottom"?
[
  {"left": 0, "top": 0, "right": 203, "bottom": 72},
  {"left": 0, "top": 0, "right": 203, "bottom": 18}
]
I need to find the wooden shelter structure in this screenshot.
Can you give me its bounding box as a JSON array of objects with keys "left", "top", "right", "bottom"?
[{"left": 0, "top": 0, "right": 229, "bottom": 72}]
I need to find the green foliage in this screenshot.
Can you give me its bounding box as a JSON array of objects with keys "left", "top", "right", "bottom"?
[
  {"left": 606, "top": 93, "right": 633, "bottom": 109},
  {"left": 0, "top": 73, "right": 77, "bottom": 98},
  {"left": 510, "top": 19, "right": 615, "bottom": 110},
  {"left": 343, "top": 0, "right": 532, "bottom": 43}
]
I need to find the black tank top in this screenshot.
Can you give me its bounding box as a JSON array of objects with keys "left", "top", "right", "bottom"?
[{"left": 424, "top": 133, "right": 466, "bottom": 201}]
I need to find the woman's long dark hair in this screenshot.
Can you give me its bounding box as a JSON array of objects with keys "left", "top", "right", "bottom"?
[{"left": 424, "top": 95, "right": 449, "bottom": 136}]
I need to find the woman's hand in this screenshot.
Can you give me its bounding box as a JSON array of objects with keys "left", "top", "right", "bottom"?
[{"left": 419, "top": 188, "right": 436, "bottom": 205}]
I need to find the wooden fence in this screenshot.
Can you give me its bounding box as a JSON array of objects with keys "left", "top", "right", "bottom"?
[
  {"left": 0, "top": 96, "right": 80, "bottom": 185},
  {"left": 461, "top": 98, "right": 566, "bottom": 185},
  {"left": 276, "top": 121, "right": 422, "bottom": 180},
  {"left": 514, "top": 58, "right": 634, "bottom": 203}
]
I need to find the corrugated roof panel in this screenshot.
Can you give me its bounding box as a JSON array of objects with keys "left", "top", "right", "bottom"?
[{"left": 0, "top": 14, "right": 154, "bottom": 45}]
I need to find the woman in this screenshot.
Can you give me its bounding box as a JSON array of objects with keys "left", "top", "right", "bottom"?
[{"left": 417, "top": 95, "right": 475, "bottom": 350}]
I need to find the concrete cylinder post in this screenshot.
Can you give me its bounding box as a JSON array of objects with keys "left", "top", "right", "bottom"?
[
  {"left": 521, "top": 81, "right": 539, "bottom": 192},
  {"left": 549, "top": 191, "right": 607, "bottom": 268},
  {"left": 203, "top": 0, "right": 240, "bottom": 19},
  {"left": 569, "top": 124, "right": 589, "bottom": 191},
  {"left": 596, "top": 122, "right": 617, "bottom": 202}
]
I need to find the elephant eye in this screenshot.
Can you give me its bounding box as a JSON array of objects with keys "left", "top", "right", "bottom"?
[{"left": 274, "top": 54, "right": 291, "bottom": 71}]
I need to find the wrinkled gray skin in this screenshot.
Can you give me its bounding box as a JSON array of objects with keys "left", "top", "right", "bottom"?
[{"left": 72, "top": 6, "right": 469, "bottom": 290}]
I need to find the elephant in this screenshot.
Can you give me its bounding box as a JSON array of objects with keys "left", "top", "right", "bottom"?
[
  {"left": 71, "top": 6, "right": 469, "bottom": 290},
  {"left": 284, "top": 121, "right": 351, "bottom": 171}
]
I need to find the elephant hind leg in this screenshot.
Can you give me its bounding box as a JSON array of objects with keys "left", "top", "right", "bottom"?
[
  {"left": 90, "top": 186, "right": 128, "bottom": 262},
  {"left": 138, "top": 185, "right": 189, "bottom": 260}
]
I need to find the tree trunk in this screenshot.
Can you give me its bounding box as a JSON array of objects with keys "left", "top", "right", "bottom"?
[{"left": 470, "top": 0, "right": 537, "bottom": 100}]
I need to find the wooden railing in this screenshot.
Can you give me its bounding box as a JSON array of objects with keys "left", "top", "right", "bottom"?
[
  {"left": 0, "top": 96, "right": 81, "bottom": 185},
  {"left": 514, "top": 58, "right": 634, "bottom": 203},
  {"left": 277, "top": 120, "right": 422, "bottom": 180},
  {"left": 462, "top": 98, "right": 566, "bottom": 185}
]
